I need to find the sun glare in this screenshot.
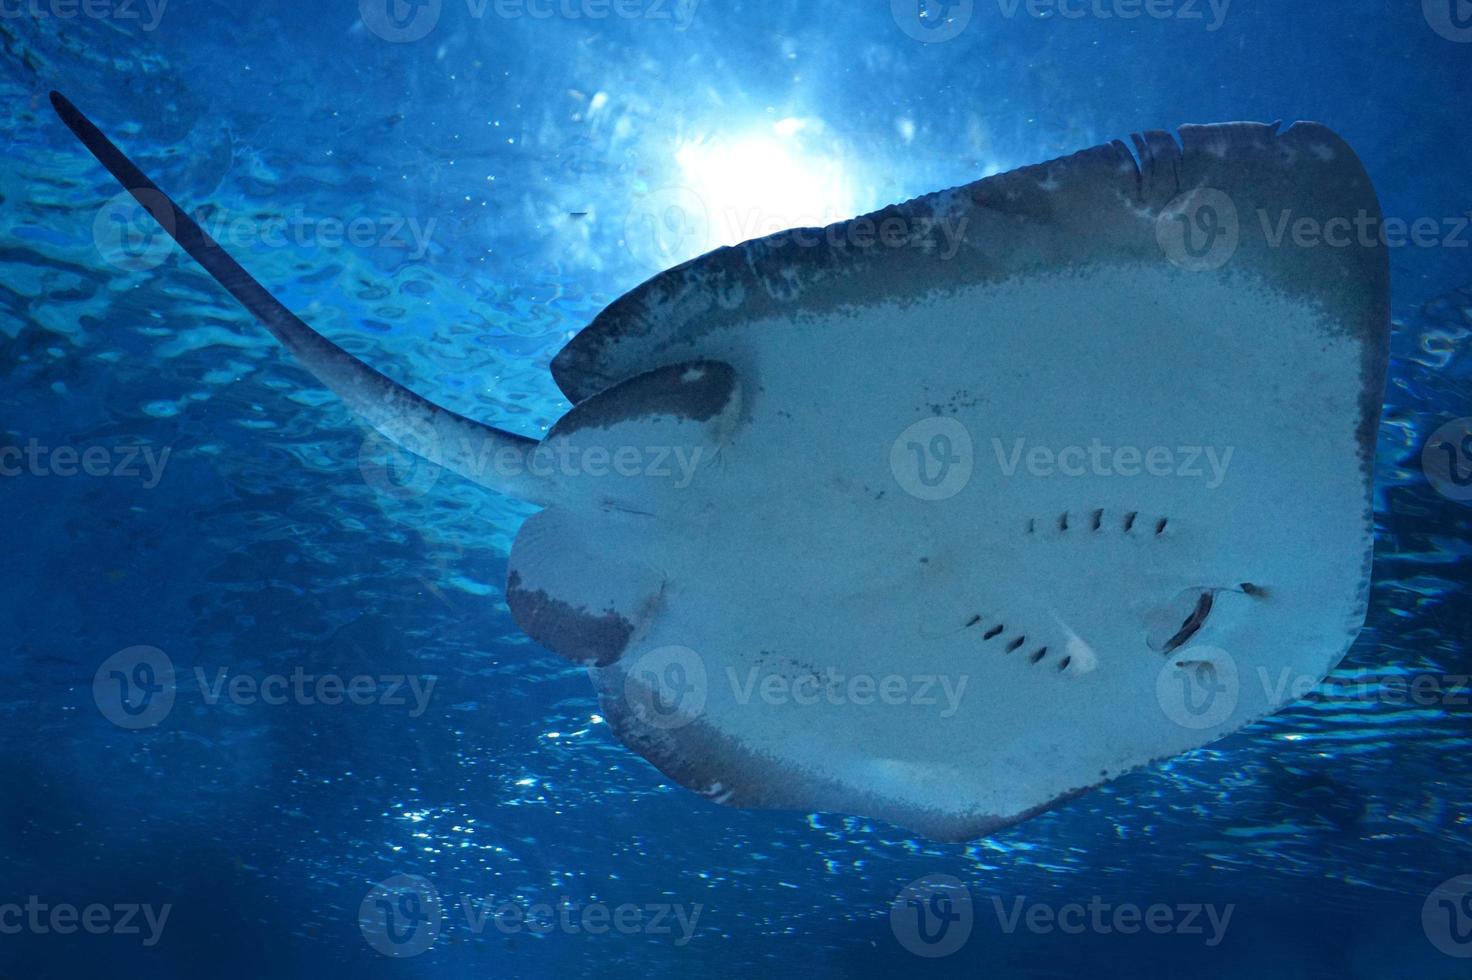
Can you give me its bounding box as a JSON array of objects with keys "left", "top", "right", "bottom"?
[{"left": 673, "top": 119, "right": 860, "bottom": 251}]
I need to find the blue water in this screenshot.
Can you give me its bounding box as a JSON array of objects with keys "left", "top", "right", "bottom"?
[{"left": 2, "top": 3, "right": 1470, "bottom": 977}]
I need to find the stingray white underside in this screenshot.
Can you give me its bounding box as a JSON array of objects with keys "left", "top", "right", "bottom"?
[
  {"left": 511, "top": 265, "right": 1378, "bottom": 840},
  {"left": 52, "top": 93, "right": 1389, "bottom": 842},
  {"left": 496, "top": 122, "right": 1392, "bottom": 840}
]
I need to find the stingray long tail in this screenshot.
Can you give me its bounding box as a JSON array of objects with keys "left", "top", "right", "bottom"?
[{"left": 49, "top": 91, "right": 551, "bottom": 507}]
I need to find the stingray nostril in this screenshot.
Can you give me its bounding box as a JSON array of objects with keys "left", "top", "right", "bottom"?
[
  {"left": 1240, "top": 582, "right": 1266, "bottom": 598},
  {"left": 1007, "top": 636, "right": 1026, "bottom": 653},
  {"left": 1029, "top": 647, "right": 1048, "bottom": 664},
  {"left": 1161, "top": 590, "right": 1214, "bottom": 654}
]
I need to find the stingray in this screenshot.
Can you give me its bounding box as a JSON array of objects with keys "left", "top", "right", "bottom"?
[{"left": 50, "top": 92, "right": 1389, "bottom": 841}]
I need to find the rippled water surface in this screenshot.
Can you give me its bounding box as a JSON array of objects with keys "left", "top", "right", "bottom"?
[{"left": 1, "top": 3, "right": 1469, "bottom": 978}]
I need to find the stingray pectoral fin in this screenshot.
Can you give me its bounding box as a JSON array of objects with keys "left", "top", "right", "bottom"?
[
  {"left": 49, "top": 91, "right": 548, "bottom": 505},
  {"left": 507, "top": 508, "right": 666, "bottom": 667},
  {"left": 505, "top": 360, "right": 740, "bottom": 665}
]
